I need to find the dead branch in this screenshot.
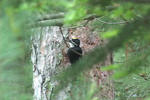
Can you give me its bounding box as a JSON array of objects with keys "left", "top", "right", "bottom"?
[{"left": 94, "top": 17, "right": 130, "bottom": 25}]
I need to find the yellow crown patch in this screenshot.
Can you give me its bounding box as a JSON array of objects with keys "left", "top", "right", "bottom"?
[{"left": 72, "top": 37, "right": 77, "bottom": 39}]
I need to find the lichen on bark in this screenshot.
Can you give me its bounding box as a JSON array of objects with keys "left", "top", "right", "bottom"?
[{"left": 31, "top": 26, "right": 68, "bottom": 100}]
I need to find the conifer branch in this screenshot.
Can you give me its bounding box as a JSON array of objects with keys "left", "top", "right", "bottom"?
[
  {"left": 28, "top": 19, "right": 64, "bottom": 28},
  {"left": 94, "top": 17, "right": 130, "bottom": 25},
  {"left": 28, "top": 14, "right": 99, "bottom": 28},
  {"left": 38, "top": 13, "right": 65, "bottom": 21},
  {"left": 121, "top": 0, "right": 150, "bottom": 3}
]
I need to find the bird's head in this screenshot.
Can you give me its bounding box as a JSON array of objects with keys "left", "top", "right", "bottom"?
[{"left": 66, "top": 38, "right": 80, "bottom": 47}]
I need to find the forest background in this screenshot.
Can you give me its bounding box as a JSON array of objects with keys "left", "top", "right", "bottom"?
[{"left": 1, "top": 0, "right": 150, "bottom": 100}]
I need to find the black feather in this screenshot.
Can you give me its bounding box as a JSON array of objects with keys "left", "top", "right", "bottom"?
[
  {"left": 67, "top": 39, "right": 82, "bottom": 64},
  {"left": 67, "top": 47, "right": 82, "bottom": 64}
]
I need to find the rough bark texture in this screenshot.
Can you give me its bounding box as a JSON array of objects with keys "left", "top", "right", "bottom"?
[
  {"left": 31, "top": 25, "right": 114, "bottom": 100},
  {"left": 31, "top": 26, "right": 68, "bottom": 100}
]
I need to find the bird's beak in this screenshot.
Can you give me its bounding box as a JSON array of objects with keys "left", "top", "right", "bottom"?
[{"left": 65, "top": 39, "right": 71, "bottom": 42}]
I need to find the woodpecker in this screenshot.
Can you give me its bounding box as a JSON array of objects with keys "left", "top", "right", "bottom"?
[{"left": 66, "top": 38, "right": 82, "bottom": 64}]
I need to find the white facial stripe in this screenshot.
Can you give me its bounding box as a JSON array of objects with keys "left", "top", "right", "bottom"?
[
  {"left": 71, "top": 40, "right": 77, "bottom": 46},
  {"left": 69, "top": 42, "right": 74, "bottom": 47}
]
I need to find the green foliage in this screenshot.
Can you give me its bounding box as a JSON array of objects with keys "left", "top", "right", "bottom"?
[
  {"left": 113, "top": 48, "right": 150, "bottom": 100},
  {"left": 1, "top": 0, "right": 150, "bottom": 99},
  {"left": 66, "top": 76, "right": 99, "bottom": 100},
  {"left": 0, "top": 0, "right": 33, "bottom": 99},
  {"left": 0, "top": 62, "right": 33, "bottom": 100},
  {"left": 55, "top": 12, "right": 150, "bottom": 98},
  {"left": 54, "top": 1, "right": 150, "bottom": 99}
]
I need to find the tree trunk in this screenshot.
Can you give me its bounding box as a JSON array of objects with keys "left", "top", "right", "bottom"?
[{"left": 31, "top": 26, "right": 68, "bottom": 100}]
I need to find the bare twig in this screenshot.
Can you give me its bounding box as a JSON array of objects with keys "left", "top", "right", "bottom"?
[
  {"left": 59, "top": 26, "right": 83, "bottom": 56},
  {"left": 139, "top": 74, "right": 148, "bottom": 81},
  {"left": 83, "top": 20, "right": 90, "bottom": 26},
  {"left": 66, "top": 20, "right": 90, "bottom": 29},
  {"left": 94, "top": 17, "right": 130, "bottom": 25},
  {"left": 59, "top": 26, "right": 70, "bottom": 48}
]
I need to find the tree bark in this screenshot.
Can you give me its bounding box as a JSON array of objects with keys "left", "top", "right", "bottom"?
[{"left": 31, "top": 26, "right": 68, "bottom": 100}]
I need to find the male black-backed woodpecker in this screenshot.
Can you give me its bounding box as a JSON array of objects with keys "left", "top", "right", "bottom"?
[{"left": 66, "top": 38, "right": 82, "bottom": 64}]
